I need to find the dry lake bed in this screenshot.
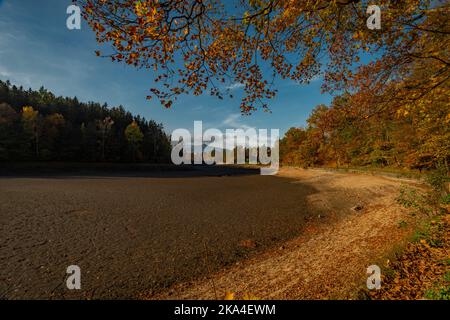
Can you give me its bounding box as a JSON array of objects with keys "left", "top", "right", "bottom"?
[{"left": 0, "top": 166, "right": 411, "bottom": 299}]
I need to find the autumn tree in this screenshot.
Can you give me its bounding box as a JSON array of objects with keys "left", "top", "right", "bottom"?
[
  {"left": 78, "top": 0, "right": 448, "bottom": 114},
  {"left": 0, "top": 103, "right": 19, "bottom": 160},
  {"left": 280, "top": 83, "right": 449, "bottom": 170},
  {"left": 21, "top": 106, "right": 41, "bottom": 158},
  {"left": 41, "top": 113, "right": 65, "bottom": 160},
  {"left": 125, "top": 121, "right": 144, "bottom": 161},
  {"left": 0, "top": 103, "right": 17, "bottom": 125},
  {"left": 98, "top": 116, "right": 114, "bottom": 161},
  {"left": 280, "top": 127, "right": 307, "bottom": 165},
  {"left": 79, "top": 122, "right": 95, "bottom": 161}
]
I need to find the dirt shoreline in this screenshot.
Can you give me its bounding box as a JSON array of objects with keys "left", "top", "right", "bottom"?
[{"left": 148, "top": 167, "right": 424, "bottom": 299}]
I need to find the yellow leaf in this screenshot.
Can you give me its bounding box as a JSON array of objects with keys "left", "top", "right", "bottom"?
[
  {"left": 243, "top": 293, "right": 260, "bottom": 300},
  {"left": 224, "top": 292, "right": 235, "bottom": 300}
]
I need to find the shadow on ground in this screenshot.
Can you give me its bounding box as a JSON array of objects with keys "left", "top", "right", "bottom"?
[
  {"left": 0, "top": 166, "right": 322, "bottom": 299},
  {"left": 0, "top": 163, "right": 261, "bottom": 179}
]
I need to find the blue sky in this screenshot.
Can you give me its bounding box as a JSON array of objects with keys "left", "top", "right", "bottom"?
[{"left": 0, "top": 0, "right": 333, "bottom": 135}]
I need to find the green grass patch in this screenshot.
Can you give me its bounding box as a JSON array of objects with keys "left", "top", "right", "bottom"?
[
  {"left": 398, "top": 220, "right": 408, "bottom": 229},
  {"left": 424, "top": 286, "right": 450, "bottom": 300}
]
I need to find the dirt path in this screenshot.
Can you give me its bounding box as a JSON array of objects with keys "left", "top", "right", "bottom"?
[{"left": 148, "top": 168, "right": 422, "bottom": 299}]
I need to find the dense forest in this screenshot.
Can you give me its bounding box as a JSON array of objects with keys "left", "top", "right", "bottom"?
[
  {"left": 280, "top": 91, "right": 449, "bottom": 172},
  {"left": 0, "top": 80, "right": 171, "bottom": 162}
]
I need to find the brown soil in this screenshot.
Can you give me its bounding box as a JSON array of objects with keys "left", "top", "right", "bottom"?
[
  {"left": 0, "top": 166, "right": 424, "bottom": 299},
  {"left": 147, "top": 167, "right": 424, "bottom": 299}
]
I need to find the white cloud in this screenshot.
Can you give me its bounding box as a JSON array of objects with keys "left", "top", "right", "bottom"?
[
  {"left": 222, "top": 113, "right": 253, "bottom": 130},
  {"left": 222, "top": 113, "right": 240, "bottom": 127},
  {"left": 191, "top": 105, "right": 205, "bottom": 111},
  {"left": 288, "top": 73, "right": 323, "bottom": 86},
  {"left": 0, "top": 67, "right": 10, "bottom": 78},
  {"left": 226, "top": 82, "right": 244, "bottom": 90},
  {"left": 220, "top": 113, "right": 261, "bottom": 148}
]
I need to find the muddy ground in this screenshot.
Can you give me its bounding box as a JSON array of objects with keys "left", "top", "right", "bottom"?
[{"left": 0, "top": 166, "right": 419, "bottom": 299}]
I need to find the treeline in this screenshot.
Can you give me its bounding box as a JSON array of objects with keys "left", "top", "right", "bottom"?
[
  {"left": 279, "top": 1, "right": 449, "bottom": 174},
  {"left": 280, "top": 93, "right": 449, "bottom": 172},
  {"left": 0, "top": 80, "right": 171, "bottom": 162}
]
